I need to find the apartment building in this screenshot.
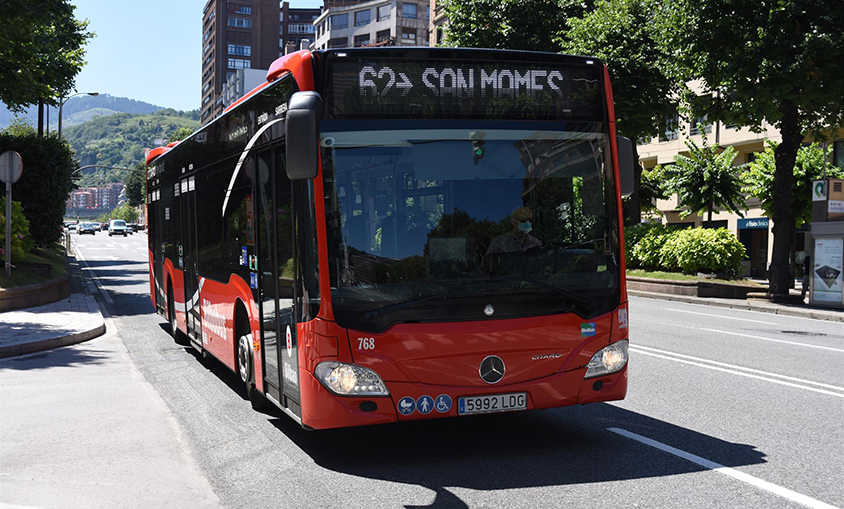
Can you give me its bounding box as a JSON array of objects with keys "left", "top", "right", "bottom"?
[
  {"left": 312, "top": 0, "right": 430, "bottom": 49},
  {"left": 429, "top": 0, "right": 445, "bottom": 46},
  {"left": 638, "top": 114, "right": 844, "bottom": 278},
  {"left": 200, "top": 0, "right": 287, "bottom": 123},
  {"left": 281, "top": 2, "right": 321, "bottom": 55}
]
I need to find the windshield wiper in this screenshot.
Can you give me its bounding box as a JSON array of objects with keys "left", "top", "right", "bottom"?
[{"left": 361, "top": 288, "right": 480, "bottom": 322}]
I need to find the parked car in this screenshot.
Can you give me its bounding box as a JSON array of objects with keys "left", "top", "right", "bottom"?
[
  {"left": 78, "top": 222, "right": 97, "bottom": 235},
  {"left": 108, "top": 219, "right": 128, "bottom": 237}
]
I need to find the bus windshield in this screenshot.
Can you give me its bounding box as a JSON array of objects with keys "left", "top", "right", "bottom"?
[{"left": 321, "top": 125, "right": 621, "bottom": 331}]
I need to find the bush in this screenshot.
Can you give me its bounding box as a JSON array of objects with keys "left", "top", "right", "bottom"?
[
  {"left": 659, "top": 227, "right": 745, "bottom": 277},
  {"left": 628, "top": 223, "right": 675, "bottom": 269},
  {"left": 0, "top": 197, "right": 34, "bottom": 262}
]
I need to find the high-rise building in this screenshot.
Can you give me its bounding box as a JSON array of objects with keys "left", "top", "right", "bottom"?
[
  {"left": 281, "top": 2, "right": 321, "bottom": 55},
  {"left": 200, "top": 0, "right": 285, "bottom": 123}
]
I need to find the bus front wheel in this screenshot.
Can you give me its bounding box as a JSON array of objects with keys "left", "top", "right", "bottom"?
[{"left": 237, "top": 332, "right": 269, "bottom": 412}]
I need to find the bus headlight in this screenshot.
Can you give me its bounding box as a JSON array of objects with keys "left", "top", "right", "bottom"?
[
  {"left": 314, "top": 362, "right": 390, "bottom": 396},
  {"left": 585, "top": 340, "right": 628, "bottom": 379}
]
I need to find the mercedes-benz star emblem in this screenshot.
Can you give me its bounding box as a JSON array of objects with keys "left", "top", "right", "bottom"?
[
  {"left": 484, "top": 305, "right": 495, "bottom": 316},
  {"left": 479, "top": 355, "right": 505, "bottom": 384}
]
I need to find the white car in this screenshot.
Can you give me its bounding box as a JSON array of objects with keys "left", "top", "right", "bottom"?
[{"left": 108, "top": 219, "right": 128, "bottom": 237}]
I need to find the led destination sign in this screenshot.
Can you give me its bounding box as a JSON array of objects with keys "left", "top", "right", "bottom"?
[{"left": 325, "top": 58, "right": 604, "bottom": 121}]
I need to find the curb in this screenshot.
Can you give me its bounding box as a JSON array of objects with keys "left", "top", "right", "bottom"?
[
  {"left": 628, "top": 290, "right": 844, "bottom": 323},
  {"left": 0, "top": 321, "right": 106, "bottom": 359}
]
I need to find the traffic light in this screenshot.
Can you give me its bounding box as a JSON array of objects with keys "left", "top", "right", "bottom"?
[{"left": 472, "top": 139, "right": 486, "bottom": 165}]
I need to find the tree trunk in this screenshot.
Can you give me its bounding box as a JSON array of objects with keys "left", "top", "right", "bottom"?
[
  {"left": 628, "top": 143, "right": 643, "bottom": 225},
  {"left": 767, "top": 100, "right": 802, "bottom": 297}
]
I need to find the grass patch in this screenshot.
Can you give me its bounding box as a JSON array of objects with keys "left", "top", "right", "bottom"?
[
  {"left": 626, "top": 269, "right": 766, "bottom": 287},
  {"left": 0, "top": 244, "right": 67, "bottom": 289}
]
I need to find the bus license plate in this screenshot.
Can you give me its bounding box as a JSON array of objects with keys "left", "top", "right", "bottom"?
[{"left": 458, "top": 392, "right": 527, "bottom": 415}]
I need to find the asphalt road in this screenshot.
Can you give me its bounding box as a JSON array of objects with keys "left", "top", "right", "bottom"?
[{"left": 4, "top": 231, "right": 843, "bottom": 509}]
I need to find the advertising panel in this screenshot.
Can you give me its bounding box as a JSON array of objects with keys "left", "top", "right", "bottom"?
[{"left": 812, "top": 237, "right": 843, "bottom": 304}]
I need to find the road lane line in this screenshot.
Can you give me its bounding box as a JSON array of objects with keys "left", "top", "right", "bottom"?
[
  {"left": 630, "top": 347, "right": 844, "bottom": 398},
  {"left": 665, "top": 308, "right": 777, "bottom": 324},
  {"left": 632, "top": 295, "right": 829, "bottom": 323},
  {"left": 608, "top": 428, "right": 839, "bottom": 509},
  {"left": 701, "top": 328, "right": 844, "bottom": 353},
  {"left": 631, "top": 345, "right": 844, "bottom": 392}
]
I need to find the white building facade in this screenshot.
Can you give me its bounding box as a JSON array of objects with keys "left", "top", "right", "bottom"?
[{"left": 312, "top": 0, "right": 430, "bottom": 49}]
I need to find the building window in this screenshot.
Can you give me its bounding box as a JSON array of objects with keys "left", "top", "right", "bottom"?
[
  {"left": 227, "top": 44, "right": 251, "bottom": 56},
  {"left": 228, "top": 17, "right": 252, "bottom": 28},
  {"left": 659, "top": 107, "right": 680, "bottom": 142},
  {"left": 227, "top": 58, "right": 251, "bottom": 69},
  {"left": 436, "top": 27, "right": 443, "bottom": 44},
  {"left": 354, "top": 34, "right": 370, "bottom": 46},
  {"left": 232, "top": 5, "right": 251, "bottom": 15},
  {"left": 204, "top": 28, "right": 212, "bottom": 42},
  {"left": 378, "top": 5, "right": 391, "bottom": 21},
  {"left": 834, "top": 140, "right": 844, "bottom": 169},
  {"left": 355, "top": 9, "right": 370, "bottom": 26},
  {"left": 376, "top": 29, "right": 391, "bottom": 43},
  {"left": 330, "top": 13, "right": 348, "bottom": 29},
  {"left": 288, "top": 23, "right": 314, "bottom": 34},
  {"left": 401, "top": 27, "right": 416, "bottom": 42},
  {"left": 690, "top": 115, "right": 712, "bottom": 136},
  {"left": 328, "top": 37, "right": 348, "bottom": 48},
  {"left": 402, "top": 2, "right": 417, "bottom": 18}
]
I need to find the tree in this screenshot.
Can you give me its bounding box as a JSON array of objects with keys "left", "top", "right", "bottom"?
[
  {"left": 440, "top": 0, "right": 583, "bottom": 52},
  {"left": 660, "top": 0, "right": 844, "bottom": 296},
  {"left": 742, "top": 141, "right": 844, "bottom": 230},
  {"left": 0, "top": 0, "right": 93, "bottom": 112},
  {"left": 168, "top": 126, "right": 194, "bottom": 143},
  {"left": 666, "top": 128, "right": 747, "bottom": 223},
  {"left": 124, "top": 162, "right": 146, "bottom": 207},
  {"left": 561, "top": 0, "right": 680, "bottom": 226},
  {"left": 0, "top": 122, "right": 77, "bottom": 246},
  {"left": 110, "top": 203, "right": 138, "bottom": 223}
]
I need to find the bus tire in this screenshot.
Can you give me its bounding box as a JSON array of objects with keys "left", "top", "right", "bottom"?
[
  {"left": 168, "top": 284, "right": 189, "bottom": 346},
  {"left": 237, "top": 332, "right": 270, "bottom": 412}
]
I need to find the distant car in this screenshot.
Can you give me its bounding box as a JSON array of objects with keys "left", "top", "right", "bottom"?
[
  {"left": 92, "top": 222, "right": 101, "bottom": 230},
  {"left": 78, "top": 222, "right": 97, "bottom": 235},
  {"left": 108, "top": 219, "right": 128, "bottom": 237},
  {"left": 127, "top": 223, "right": 138, "bottom": 234},
  {"left": 67, "top": 223, "right": 77, "bottom": 232},
  {"left": 101, "top": 222, "right": 110, "bottom": 231}
]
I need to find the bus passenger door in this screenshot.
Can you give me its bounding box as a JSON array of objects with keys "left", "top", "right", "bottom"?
[
  {"left": 256, "top": 146, "right": 297, "bottom": 407},
  {"left": 180, "top": 175, "right": 202, "bottom": 344},
  {"left": 257, "top": 149, "right": 280, "bottom": 390}
]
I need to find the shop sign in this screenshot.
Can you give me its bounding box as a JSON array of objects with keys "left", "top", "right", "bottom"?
[{"left": 737, "top": 218, "right": 769, "bottom": 229}]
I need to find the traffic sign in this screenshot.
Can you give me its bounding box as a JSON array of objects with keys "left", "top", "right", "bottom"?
[{"left": 0, "top": 151, "right": 23, "bottom": 184}]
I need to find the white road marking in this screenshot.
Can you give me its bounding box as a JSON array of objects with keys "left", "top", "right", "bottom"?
[
  {"left": 634, "top": 295, "right": 830, "bottom": 323},
  {"left": 630, "top": 346, "right": 844, "bottom": 398},
  {"left": 608, "top": 428, "right": 839, "bottom": 509},
  {"left": 701, "top": 328, "right": 844, "bottom": 353},
  {"left": 632, "top": 344, "right": 844, "bottom": 392},
  {"left": 665, "top": 308, "right": 776, "bottom": 324}
]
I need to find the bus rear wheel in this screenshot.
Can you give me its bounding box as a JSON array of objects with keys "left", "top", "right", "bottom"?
[
  {"left": 237, "top": 332, "right": 269, "bottom": 412},
  {"left": 168, "top": 286, "right": 189, "bottom": 346}
]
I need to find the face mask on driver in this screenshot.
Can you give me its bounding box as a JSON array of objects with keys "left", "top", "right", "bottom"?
[{"left": 518, "top": 221, "right": 532, "bottom": 234}]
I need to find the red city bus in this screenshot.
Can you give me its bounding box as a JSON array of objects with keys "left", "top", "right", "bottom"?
[{"left": 146, "top": 48, "right": 634, "bottom": 430}]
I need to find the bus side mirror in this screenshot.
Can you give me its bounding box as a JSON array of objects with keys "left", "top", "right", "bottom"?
[
  {"left": 617, "top": 136, "right": 635, "bottom": 197},
  {"left": 286, "top": 91, "right": 323, "bottom": 180}
]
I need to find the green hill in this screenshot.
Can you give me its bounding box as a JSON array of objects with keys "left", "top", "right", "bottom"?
[{"left": 63, "top": 109, "right": 200, "bottom": 186}]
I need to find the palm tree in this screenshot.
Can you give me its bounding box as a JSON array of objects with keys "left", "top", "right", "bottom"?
[{"left": 668, "top": 126, "right": 747, "bottom": 223}]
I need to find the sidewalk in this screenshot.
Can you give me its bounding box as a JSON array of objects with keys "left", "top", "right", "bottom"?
[
  {"left": 0, "top": 250, "right": 106, "bottom": 359},
  {"left": 628, "top": 288, "right": 844, "bottom": 323}
]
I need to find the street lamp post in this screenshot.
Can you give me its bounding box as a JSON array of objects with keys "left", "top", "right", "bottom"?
[{"left": 58, "top": 91, "right": 99, "bottom": 142}]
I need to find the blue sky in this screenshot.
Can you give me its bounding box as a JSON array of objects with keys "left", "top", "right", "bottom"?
[{"left": 71, "top": 0, "right": 322, "bottom": 111}]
